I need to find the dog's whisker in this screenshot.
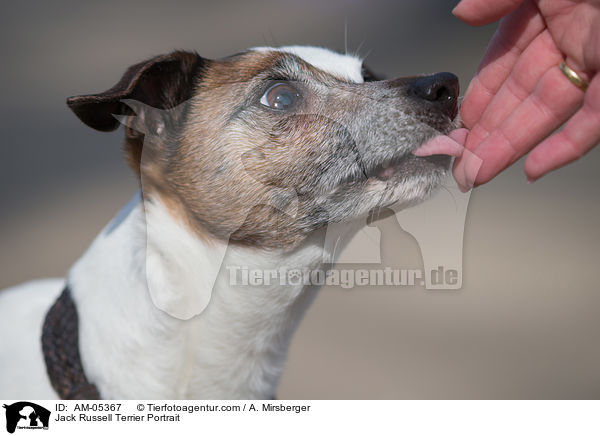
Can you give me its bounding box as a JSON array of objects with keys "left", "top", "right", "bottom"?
[
  {"left": 344, "top": 18, "right": 348, "bottom": 55},
  {"left": 354, "top": 39, "right": 366, "bottom": 57},
  {"left": 361, "top": 48, "right": 373, "bottom": 62}
]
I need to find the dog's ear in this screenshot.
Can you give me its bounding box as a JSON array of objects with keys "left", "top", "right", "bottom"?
[{"left": 66, "top": 51, "right": 204, "bottom": 132}]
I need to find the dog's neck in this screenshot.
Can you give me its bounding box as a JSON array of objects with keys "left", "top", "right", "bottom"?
[{"left": 67, "top": 192, "right": 347, "bottom": 399}]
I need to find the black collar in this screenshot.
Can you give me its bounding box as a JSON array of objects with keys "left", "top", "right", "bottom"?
[{"left": 41, "top": 286, "right": 100, "bottom": 400}]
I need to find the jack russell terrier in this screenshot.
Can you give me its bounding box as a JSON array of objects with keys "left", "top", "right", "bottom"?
[{"left": 0, "top": 45, "right": 463, "bottom": 400}]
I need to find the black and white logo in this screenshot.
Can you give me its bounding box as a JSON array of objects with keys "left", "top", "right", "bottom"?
[{"left": 3, "top": 402, "right": 50, "bottom": 434}]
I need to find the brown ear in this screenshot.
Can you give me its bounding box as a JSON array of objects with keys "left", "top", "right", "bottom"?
[{"left": 66, "top": 51, "right": 204, "bottom": 132}]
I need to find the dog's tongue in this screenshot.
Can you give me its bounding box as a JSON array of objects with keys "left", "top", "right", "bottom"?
[{"left": 412, "top": 128, "right": 468, "bottom": 158}]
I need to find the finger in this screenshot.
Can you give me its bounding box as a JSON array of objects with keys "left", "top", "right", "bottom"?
[
  {"left": 453, "top": 148, "right": 484, "bottom": 192},
  {"left": 454, "top": 29, "right": 560, "bottom": 184},
  {"left": 460, "top": 0, "right": 545, "bottom": 128},
  {"left": 467, "top": 64, "right": 585, "bottom": 185},
  {"left": 464, "top": 30, "right": 563, "bottom": 150},
  {"left": 452, "top": 0, "right": 525, "bottom": 26},
  {"left": 524, "top": 75, "right": 600, "bottom": 181}
]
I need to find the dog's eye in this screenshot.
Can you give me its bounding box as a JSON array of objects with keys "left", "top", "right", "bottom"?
[{"left": 260, "top": 83, "right": 299, "bottom": 110}]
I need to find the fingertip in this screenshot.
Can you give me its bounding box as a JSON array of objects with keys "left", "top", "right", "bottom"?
[
  {"left": 452, "top": 162, "right": 471, "bottom": 192},
  {"left": 452, "top": 0, "right": 526, "bottom": 26},
  {"left": 451, "top": 2, "right": 464, "bottom": 17},
  {"left": 452, "top": 0, "right": 474, "bottom": 21},
  {"left": 458, "top": 183, "right": 472, "bottom": 193},
  {"left": 451, "top": 1, "right": 493, "bottom": 26},
  {"left": 465, "top": 155, "right": 484, "bottom": 188},
  {"left": 523, "top": 153, "right": 544, "bottom": 182},
  {"left": 472, "top": 161, "right": 500, "bottom": 187},
  {"left": 452, "top": 148, "right": 483, "bottom": 192},
  {"left": 525, "top": 162, "right": 541, "bottom": 184},
  {"left": 451, "top": 157, "right": 467, "bottom": 190}
]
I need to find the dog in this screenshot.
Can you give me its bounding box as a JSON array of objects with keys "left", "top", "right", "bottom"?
[{"left": 0, "top": 45, "right": 460, "bottom": 399}]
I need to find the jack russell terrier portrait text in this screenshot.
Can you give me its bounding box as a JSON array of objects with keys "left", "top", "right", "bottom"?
[{"left": 0, "top": 45, "right": 464, "bottom": 400}]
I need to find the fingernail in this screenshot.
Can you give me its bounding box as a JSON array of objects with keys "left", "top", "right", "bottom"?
[{"left": 526, "top": 177, "right": 535, "bottom": 184}]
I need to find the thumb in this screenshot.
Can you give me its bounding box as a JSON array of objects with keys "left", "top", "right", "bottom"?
[{"left": 452, "top": 0, "right": 525, "bottom": 26}]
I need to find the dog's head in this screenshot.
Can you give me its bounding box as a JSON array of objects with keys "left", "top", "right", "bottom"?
[{"left": 68, "top": 46, "right": 458, "bottom": 250}]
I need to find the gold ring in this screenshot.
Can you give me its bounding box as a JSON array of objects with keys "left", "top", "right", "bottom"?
[{"left": 559, "top": 61, "right": 589, "bottom": 92}]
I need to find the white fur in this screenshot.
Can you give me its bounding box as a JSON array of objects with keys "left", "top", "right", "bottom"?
[
  {"left": 252, "top": 45, "right": 364, "bottom": 83},
  {"left": 76, "top": 193, "right": 332, "bottom": 398},
  {"left": 0, "top": 191, "right": 332, "bottom": 399}
]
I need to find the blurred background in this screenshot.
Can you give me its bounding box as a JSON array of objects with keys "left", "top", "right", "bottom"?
[{"left": 1, "top": 0, "right": 598, "bottom": 399}]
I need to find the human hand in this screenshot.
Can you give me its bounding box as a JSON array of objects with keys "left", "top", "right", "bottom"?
[{"left": 451, "top": 0, "right": 600, "bottom": 190}]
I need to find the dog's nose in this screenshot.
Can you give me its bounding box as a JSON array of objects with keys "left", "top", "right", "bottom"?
[{"left": 411, "top": 72, "right": 459, "bottom": 119}]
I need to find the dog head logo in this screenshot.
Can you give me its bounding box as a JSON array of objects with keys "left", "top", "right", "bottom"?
[{"left": 3, "top": 402, "right": 50, "bottom": 434}]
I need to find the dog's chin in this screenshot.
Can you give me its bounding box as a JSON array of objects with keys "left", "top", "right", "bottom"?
[
  {"left": 369, "top": 153, "right": 451, "bottom": 183},
  {"left": 368, "top": 154, "right": 450, "bottom": 207},
  {"left": 321, "top": 154, "right": 450, "bottom": 225}
]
